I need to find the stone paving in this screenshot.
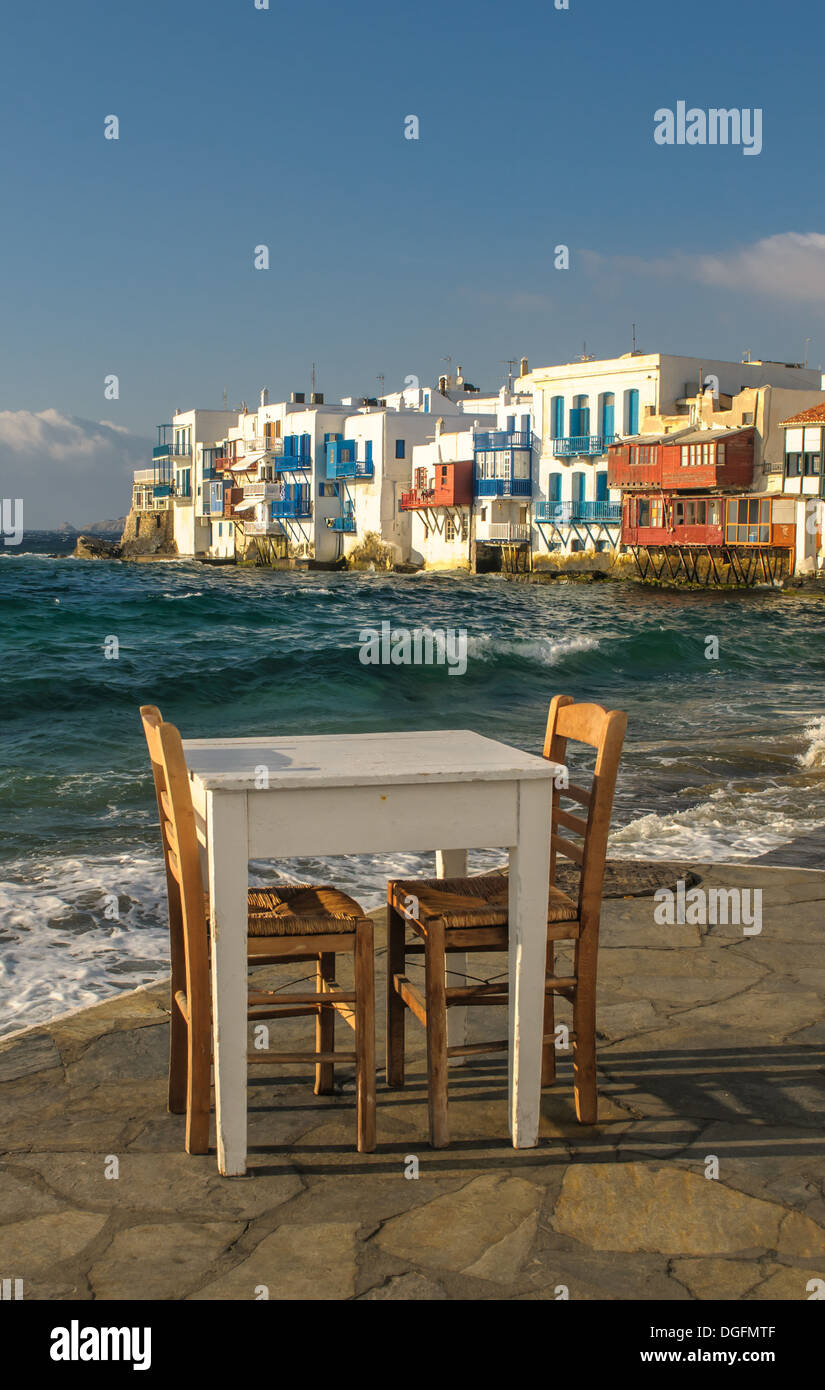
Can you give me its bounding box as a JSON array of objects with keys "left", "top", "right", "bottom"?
[{"left": 0, "top": 860, "right": 823, "bottom": 1301}]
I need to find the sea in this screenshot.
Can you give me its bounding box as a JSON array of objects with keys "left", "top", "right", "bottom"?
[{"left": 1, "top": 533, "right": 824, "bottom": 1037}]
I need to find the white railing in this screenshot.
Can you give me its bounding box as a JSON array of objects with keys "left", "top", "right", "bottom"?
[
  {"left": 487, "top": 523, "right": 530, "bottom": 541},
  {"left": 243, "top": 520, "right": 280, "bottom": 536},
  {"left": 243, "top": 481, "right": 280, "bottom": 500},
  {"left": 132, "top": 468, "right": 155, "bottom": 483},
  {"left": 241, "top": 436, "right": 284, "bottom": 455}
]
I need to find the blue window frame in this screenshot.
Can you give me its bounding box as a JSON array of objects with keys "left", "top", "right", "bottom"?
[
  {"left": 572, "top": 472, "right": 586, "bottom": 504},
  {"left": 625, "top": 389, "right": 639, "bottom": 435},
  {"left": 548, "top": 473, "right": 562, "bottom": 502},
  {"left": 395, "top": 439, "right": 405, "bottom": 459},
  {"left": 551, "top": 396, "right": 564, "bottom": 438},
  {"left": 365, "top": 440, "right": 373, "bottom": 465},
  {"left": 600, "top": 393, "right": 615, "bottom": 437},
  {"left": 569, "top": 396, "right": 590, "bottom": 438},
  {"left": 596, "top": 471, "right": 608, "bottom": 501}
]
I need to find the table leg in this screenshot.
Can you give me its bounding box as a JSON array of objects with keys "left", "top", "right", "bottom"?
[
  {"left": 206, "top": 789, "right": 249, "bottom": 1177},
  {"left": 436, "top": 849, "right": 468, "bottom": 1064},
  {"left": 508, "top": 779, "right": 552, "bottom": 1148}
]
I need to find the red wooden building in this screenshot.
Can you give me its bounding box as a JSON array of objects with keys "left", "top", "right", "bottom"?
[
  {"left": 400, "top": 459, "right": 473, "bottom": 511},
  {"left": 608, "top": 427, "right": 755, "bottom": 492}
]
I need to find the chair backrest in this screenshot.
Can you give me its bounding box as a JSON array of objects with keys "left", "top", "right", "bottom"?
[
  {"left": 542, "top": 695, "right": 627, "bottom": 924},
  {"left": 140, "top": 706, "right": 209, "bottom": 1014}
]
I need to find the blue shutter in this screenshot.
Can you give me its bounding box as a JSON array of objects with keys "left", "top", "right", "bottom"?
[
  {"left": 552, "top": 396, "right": 564, "bottom": 438},
  {"left": 572, "top": 472, "right": 586, "bottom": 503},
  {"left": 596, "top": 471, "right": 608, "bottom": 502},
  {"left": 601, "top": 396, "right": 614, "bottom": 437},
  {"left": 549, "top": 473, "right": 562, "bottom": 502},
  {"left": 626, "top": 390, "right": 639, "bottom": 435}
]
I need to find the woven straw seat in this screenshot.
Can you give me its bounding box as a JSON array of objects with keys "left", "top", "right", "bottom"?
[
  {"left": 386, "top": 695, "right": 627, "bottom": 1148},
  {"left": 246, "top": 885, "right": 366, "bottom": 936},
  {"left": 141, "top": 705, "right": 376, "bottom": 1156},
  {"left": 388, "top": 874, "right": 579, "bottom": 930}
]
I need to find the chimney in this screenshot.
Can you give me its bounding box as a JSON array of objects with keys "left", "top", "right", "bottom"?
[
  {"left": 290, "top": 392, "right": 305, "bottom": 404},
  {"left": 520, "top": 356, "right": 529, "bottom": 377},
  {"left": 260, "top": 387, "right": 269, "bottom": 408},
  {"left": 310, "top": 392, "right": 324, "bottom": 405}
]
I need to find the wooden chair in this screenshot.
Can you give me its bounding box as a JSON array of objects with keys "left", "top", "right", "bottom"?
[
  {"left": 140, "top": 706, "right": 376, "bottom": 1155},
  {"left": 386, "top": 696, "right": 627, "bottom": 1147}
]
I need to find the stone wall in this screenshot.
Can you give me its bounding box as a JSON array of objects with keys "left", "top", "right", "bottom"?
[{"left": 120, "top": 508, "right": 177, "bottom": 559}]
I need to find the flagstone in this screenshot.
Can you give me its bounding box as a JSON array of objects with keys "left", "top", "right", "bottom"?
[
  {"left": 15, "top": 1151, "right": 303, "bottom": 1219},
  {"left": 375, "top": 1174, "right": 542, "bottom": 1275},
  {"left": 670, "top": 1257, "right": 766, "bottom": 1300},
  {"left": 0, "top": 1210, "right": 108, "bottom": 1277},
  {"left": 89, "top": 1221, "right": 241, "bottom": 1300},
  {"left": 190, "top": 1222, "right": 359, "bottom": 1300},
  {"left": 551, "top": 1164, "right": 800, "bottom": 1256},
  {"left": 359, "top": 1271, "right": 448, "bottom": 1299},
  {"left": 0, "top": 1032, "right": 62, "bottom": 1083}
]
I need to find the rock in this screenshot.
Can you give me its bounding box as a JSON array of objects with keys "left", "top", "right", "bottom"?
[
  {"left": 0, "top": 1032, "right": 61, "bottom": 1083},
  {"left": 72, "top": 535, "right": 122, "bottom": 559}
]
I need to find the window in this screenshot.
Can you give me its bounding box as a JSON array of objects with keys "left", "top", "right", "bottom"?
[
  {"left": 551, "top": 396, "right": 564, "bottom": 439},
  {"left": 570, "top": 395, "right": 590, "bottom": 438},
  {"left": 650, "top": 499, "right": 664, "bottom": 528},
  {"left": 725, "top": 498, "right": 770, "bottom": 544},
  {"left": 445, "top": 517, "right": 456, "bottom": 542},
  {"left": 681, "top": 446, "right": 689, "bottom": 467},
  {"left": 440, "top": 465, "right": 448, "bottom": 478},
  {"left": 717, "top": 442, "right": 725, "bottom": 466},
  {"left": 395, "top": 439, "right": 406, "bottom": 459},
  {"left": 708, "top": 501, "right": 721, "bottom": 527},
  {"left": 803, "top": 453, "right": 821, "bottom": 476},
  {"left": 786, "top": 453, "right": 802, "bottom": 477},
  {"left": 638, "top": 499, "right": 650, "bottom": 526}
]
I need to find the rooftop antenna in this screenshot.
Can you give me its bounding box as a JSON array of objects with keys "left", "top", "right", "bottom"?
[
  {"left": 500, "top": 359, "right": 517, "bottom": 391},
  {"left": 377, "top": 373, "right": 385, "bottom": 397},
  {"left": 577, "top": 342, "right": 595, "bottom": 362},
  {"left": 223, "top": 387, "right": 227, "bottom": 411},
  {"left": 311, "top": 362, "right": 317, "bottom": 396},
  {"left": 805, "top": 338, "right": 810, "bottom": 368},
  {"left": 632, "top": 323, "right": 637, "bottom": 353}
]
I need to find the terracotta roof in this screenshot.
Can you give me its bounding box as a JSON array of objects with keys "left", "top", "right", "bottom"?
[{"left": 778, "top": 402, "right": 825, "bottom": 426}]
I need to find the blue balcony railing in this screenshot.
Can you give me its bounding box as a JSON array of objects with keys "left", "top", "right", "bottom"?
[
  {"left": 552, "top": 435, "right": 616, "bottom": 458},
  {"left": 327, "top": 458, "right": 374, "bottom": 480},
  {"left": 475, "top": 477, "right": 532, "bottom": 498},
  {"left": 153, "top": 443, "right": 191, "bottom": 459},
  {"left": 474, "top": 430, "right": 537, "bottom": 451},
  {"left": 152, "top": 484, "right": 171, "bottom": 499},
  {"left": 270, "top": 496, "right": 311, "bottom": 519},
  {"left": 535, "top": 500, "right": 622, "bottom": 523},
  {"left": 330, "top": 507, "right": 356, "bottom": 532}
]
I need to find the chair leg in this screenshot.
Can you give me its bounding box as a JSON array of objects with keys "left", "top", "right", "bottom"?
[
  {"left": 354, "top": 920, "right": 376, "bottom": 1153},
  {"left": 541, "top": 942, "right": 556, "bottom": 1088},
  {"left": 424, "top": 920, "right": 449, "bottom": 1148},
  {"left": 572, "top": 973, "right": 598, "bottom": 1124},
  {"left": 386, "top": 898, "right": 407, "bottom": 1088},
  {"left": 168, "top": 993, "right": 188, "bottom": 1114},
  {"left": 314, "top": 952, "right": 335, "bottom": 1096},
  {"left": 184, "top": 1011, "right": 211, "bottom": 1154}
]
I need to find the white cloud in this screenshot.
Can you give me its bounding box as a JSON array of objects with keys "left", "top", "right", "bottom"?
[
  {"left": 583, "top": 232, "right": 825, "bottom": 303},
  {"left": 0, "top": 409, "right": 150, "bottom": 529}
]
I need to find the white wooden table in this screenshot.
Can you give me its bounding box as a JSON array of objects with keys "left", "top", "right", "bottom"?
[{"left": 184, "top": 730, "right": 558, "bottom": 1176}]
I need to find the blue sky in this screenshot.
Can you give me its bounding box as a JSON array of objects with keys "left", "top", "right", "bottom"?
[{"left": 1, "top": 0, "right": 824, "bottom": 521}]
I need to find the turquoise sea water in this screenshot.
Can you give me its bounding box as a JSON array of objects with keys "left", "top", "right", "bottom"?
[{"left": 2, "top": 536, "right": 825, "bottom": 1035}]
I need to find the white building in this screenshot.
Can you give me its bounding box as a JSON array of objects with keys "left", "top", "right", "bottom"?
[{"left": 520, "top": 352, "right": 823, "bottom": 559}]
